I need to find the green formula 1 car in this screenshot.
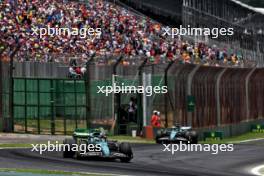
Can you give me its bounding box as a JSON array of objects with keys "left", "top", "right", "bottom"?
[
  {"left": 63, "top": 128, "right": 133, "bottom": 162},
  {"left": 156, "top": 125, "right": 198, "bottom": 144}
]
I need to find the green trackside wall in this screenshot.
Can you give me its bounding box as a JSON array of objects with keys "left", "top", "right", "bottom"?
[
  {"left": 13, "top": 78, "right": 87, "bottom": 134},
  {"left": 3, "top": 63, "right": 264, "bottom": 137},
  {"left": 13, "top": 79, "right": 86, "bottom": 119},
  {"left": 11, "top": 75, "right": 170, "bottom": 134},
  {"left": 13, "top": 78, "right": 113, "bottom": 134},
  {"left": 5, "top": 65, "right": 264, "bottom": 138}
]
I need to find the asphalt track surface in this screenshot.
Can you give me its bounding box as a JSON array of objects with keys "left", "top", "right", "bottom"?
[{"left": 1, "top": 141, "right": 264, "bottom": 176}]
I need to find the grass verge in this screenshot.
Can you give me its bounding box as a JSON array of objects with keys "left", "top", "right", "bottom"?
[
  {"left": 0, "top": 143, "right": 32, "bottom": 148},
  {"left": 0, "top": 136, "right": 154, "bottom": 148},
  {"left": 200, "top": 132, "right": 264, "bottom": 144},
  {"left": 109, "top": 135, "right": 154, "bottom": 144}
]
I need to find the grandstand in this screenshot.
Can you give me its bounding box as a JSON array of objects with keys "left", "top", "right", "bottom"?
[
  {"left": 182, "top": 0, "right": 264, "bottom": 52},
  {"left": 0, "top": 0, "right": 264, "bottom": 135},
  {"left": 120, "top": 0, "right": 264, "bottom": 66},
  {"left": 0, "top": 0, "right": 259, "bottom": 67}
]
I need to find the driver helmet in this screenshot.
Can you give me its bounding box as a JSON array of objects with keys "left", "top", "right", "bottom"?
[{"left": 175, "top": 123, "right": 181, "bottom": 130}]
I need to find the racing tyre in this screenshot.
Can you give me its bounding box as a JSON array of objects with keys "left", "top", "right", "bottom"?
[
  {"left": 185, "top": 131, "right": 198, "bottom": 144},
  {"left": 63, "top": 138, "right": 76, "bottom": 158},
  {"left": 119, "top": 142, "right": 133, "bottom": 162},
  {"left": 155, "top": 130, "right": 162, "bottom": 144},
  {"left": 76, "top": 140, "right": 87, "bottom": 160}
]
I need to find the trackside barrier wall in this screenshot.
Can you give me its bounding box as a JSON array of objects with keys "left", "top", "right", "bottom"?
[
  {"left": 13, "top": 78, "right": 87, "bottom": 134},
  {"left": 1, "top": 61, "right": 264, "bottom": 137},
  {"left": 168, "top": 64, "right": 264, "bottom": 130},
  {"left": 0, "top": 60, "right": 11, "bottom": 132},
  {"left": 249, "top": 69, "right": 264, "bottom": 119},
  {"left": 196, "top": 119, "right": 264, "bottom": 140}
]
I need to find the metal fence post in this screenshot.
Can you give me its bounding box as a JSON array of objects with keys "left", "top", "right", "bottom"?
[
  {"left": 142, "top": 72, "right": 152, "bottom": 127},
  {"left": 74, "top": 79, "right": 78, "bottom": 129},
  {"left": 187, "top": 65, "right": 200, "bottom": 126},
  {"left": 24, "top": 78, "right": 27, "bottom": 133},
  {"left": 50, "top": 79, "right": 55, "bottom": 135},
  {"left": 85, "top": 55, "right": 95, "bottom": 129},
  {"left": 245, "top": 67, "right": 256, "bottom": 120},
  {"left": 9, "top": 45, "right": 20, "bottom": 132},
  {"left": 164, "top": 61, "right": 175, "bottom": 128},
  {"left": 138, "top": 58, "right": 148, "bottom": 132},
  {"left": 216, "top": 68, "right": 227, "bottom": 127},
  {"left": 0, "top": 42, "right": 8, "bottom": 132},
  {"left": 63, "top": 80, "right": 66, "bottom": 135},
  {"left": 37, "top": 79, "right": 40, "bottom": 134},
  {"left": 111, "top": 56, "right": 123, "bottom": 134},
  {"left": 142, "top": 72, "right": 146, "bottom": 127}
]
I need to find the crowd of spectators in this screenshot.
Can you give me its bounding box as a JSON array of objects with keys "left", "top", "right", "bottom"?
[{"left": 0, "top": 0, "right": 254, "bottom": 67}]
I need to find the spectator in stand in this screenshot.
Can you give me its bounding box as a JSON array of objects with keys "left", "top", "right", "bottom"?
[
  {"left": 75, "top": 66, "right": 82, "bottom": 76},
  {"left": 0, "top": 0, "right": 253, "bottom": 67},
  {"left": 69, "top": 66, "right": 76, "bottom": 77}
]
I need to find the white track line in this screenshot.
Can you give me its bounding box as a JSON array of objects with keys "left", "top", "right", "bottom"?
[
  {"left": 0, "top": 169, "right": 129, "bottom": 176},
  {"left": 79, "top": 172, "right": 130, "bottom": 176},
  {"left": 229, "top": 138, "right": 264, "bottom": 144},
  {"left": 251, "top": 165, "right": 264, "bottom": 176}
]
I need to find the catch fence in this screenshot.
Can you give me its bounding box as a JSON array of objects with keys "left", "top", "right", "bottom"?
[{"left": 1, "top": 59, "right": 264, "bottom": 134}]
